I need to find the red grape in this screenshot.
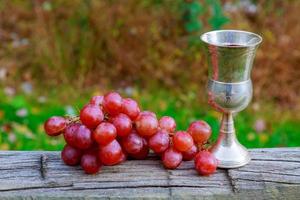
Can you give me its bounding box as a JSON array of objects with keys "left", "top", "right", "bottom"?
[
  {"left": 112, "top": 113, "right": 132, "bottom": 137},
  {"left": 44, "top": 116, "right": 66, "bottom": 136},
  {"left": 129, "top": 138, "right": 149, "bottom": 160},
  {"left": 182, "top": 144, "right": 198, "bottom": 161},
  {"left": 135, "top": 114, "right": 158, "bottom": 137},
  {"left": 162, "top": 147, "right": 182, "bottom": 169},
  {"left": 99, "top": 140, "right": 123, "bottom": 166},
  {"left": 89, "top": 95, "right": 104, "bottom": 106},
  {"left": 148, "top": 130, "right": 170, "bottom": 154},
  {"left": 47, "top": 91, "right": 217, "bottom": 175},
  {"left": 121, "top": 98, "right": 140, "bottom": 120},
  {"left": 81, "top": 153, "right": 101, "bottom": 174},
  {"left": 116, "top": 151, "right": 127, "bottom": 164},
  {"left": 140, "top": 111, "right": 156, "bottom": 117},
  {"left": 80, "top": 104, "right": 104, "bottom": 129},
  {"left": 83, "top": 143, "right": 99, "bottom": 155},
  {"left": 194, "top": 151, "right": 217, "bottom": 176},
  {"left": 121, "top": 131, "right": 143, "bottom": 154},
  {"left": 173, "top": 131, "right": 194, "bottom": 152},
  {"left": 74, "top": 125, "right": 93, "bottom": 149},
  {"left": 187, "top": 120, "right": 212, "bottom": 144},
  {"left": 63, "top": 123, "right": 80, "bottom": 147},
  {"left": 159, "top": 116, "right": 176, "bottom": 132},
  {"left": 103, "top": 92, "right": 122, "bottom": 116},
  {"left": 61, "top": 144, "right": 82, "bottom": 166},
  {"left": 93, "top": 122, "right": 117, "bottom": 145}
]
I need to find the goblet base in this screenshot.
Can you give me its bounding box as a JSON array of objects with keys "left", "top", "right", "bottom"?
[
  {"left": 209, "top": 113, "right": 250, "bottom": 168},
  {"left": 210, "top": 139, "right": 251, "bottom": 168}
]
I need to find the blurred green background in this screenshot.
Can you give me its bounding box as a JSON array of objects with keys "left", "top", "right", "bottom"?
[{"left": 0, "top": 0, "right": 299, "bottom": 150}]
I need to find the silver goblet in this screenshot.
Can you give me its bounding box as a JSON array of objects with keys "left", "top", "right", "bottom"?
[{"left": 201, "top": 30, "right": 262, "bottom": 168}]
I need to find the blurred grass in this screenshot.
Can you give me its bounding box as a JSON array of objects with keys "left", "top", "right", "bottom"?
[
  {"left": 0, "top": 0, "right": 300, "bottom": 150},
  {"left": 0, "top": 85, "right": 299, "bottom": 150}
]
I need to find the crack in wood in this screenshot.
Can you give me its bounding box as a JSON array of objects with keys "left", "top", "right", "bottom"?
[
  {"left": 166, "top": 169, "right": 172, "bottom": 198},
  {"left": 251, "top": 159, "right": 300, "bottom": 163},
  {"left": 39, "top": 154, "right": 48, "bottom": 180},
  {"left": 0, "top": 184, "right": 73, "bottom": 192},
  {"left": 77, "top": 179, "right": 169, "bottom": 184},
  {"left": 235, "top": 169, "right": 300, "bottom": 177},
  {"left": 233, "top": 177, "right": 300, "bottom": 185},
  {"left": 226, "top": 169, "right": 238, "bottom": 193},
  {"left": 63, "top": 185, "right": 211, "bottom": 191}
]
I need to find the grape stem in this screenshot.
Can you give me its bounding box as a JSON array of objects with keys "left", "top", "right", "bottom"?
[{"left": 65, "top": 116, "right": 80, "bottom": 124}]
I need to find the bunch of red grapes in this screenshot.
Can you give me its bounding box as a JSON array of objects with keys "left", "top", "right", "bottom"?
[{"left": 44, "top": 92, "right": 217, "bottom": 175}]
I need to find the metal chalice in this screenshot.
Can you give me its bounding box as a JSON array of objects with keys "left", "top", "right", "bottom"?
[{"left": 201, "top": 30, "right": 262, "bottom": 168}]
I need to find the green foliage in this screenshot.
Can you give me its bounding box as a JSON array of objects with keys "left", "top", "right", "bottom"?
[
  {"left": 182, "top": 1, "right": 204, "bottom": 32},
  {"left": 0, "top": 91, "right": 66, "bottom": 150},
  {"left": 206, "top": 0, "right": 229, "bottom": 30},
  {"left": 181, "top": 0, "right": 229, "bottom": 33},
  {"left": 1, "top": 87, "right": 299, "bottom": 151}
]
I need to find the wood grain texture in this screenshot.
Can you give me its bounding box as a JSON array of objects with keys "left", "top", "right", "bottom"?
[{"left": 0, "top": 148, "right": 299, "bottom": 199}]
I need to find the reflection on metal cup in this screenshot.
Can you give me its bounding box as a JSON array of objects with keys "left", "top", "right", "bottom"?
[{"left": 201, "top": 30, "right": 262, "bottom": 168}]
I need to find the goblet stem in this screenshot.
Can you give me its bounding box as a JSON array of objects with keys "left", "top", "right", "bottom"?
[
  {"left": 210, "top": 112, "right": 251, "bottom": 168},
  {"left": 219, "top": 113, "right": 235, "bottom": 145}
]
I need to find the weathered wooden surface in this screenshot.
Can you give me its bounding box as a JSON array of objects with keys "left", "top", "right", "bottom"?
[{"left": 0, "top": 148, "right": 299, "bottom": 199}]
